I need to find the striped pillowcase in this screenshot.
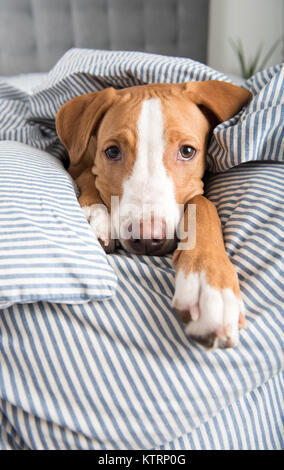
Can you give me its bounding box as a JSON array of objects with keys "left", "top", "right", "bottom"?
[{"left": 0, "top": 141, "right": 117, "bottom": 309}]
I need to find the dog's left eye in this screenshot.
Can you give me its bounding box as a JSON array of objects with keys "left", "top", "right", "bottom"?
[
  {"left": 178, "top": 145, "right": 196, "bottom": 160},
  {"left": 104, "top": 146, "right": 121, "bottom": 161}
]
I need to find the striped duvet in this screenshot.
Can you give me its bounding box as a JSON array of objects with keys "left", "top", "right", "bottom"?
[{"left": 0, "top": 49, "right": 283, "bottom": 449}]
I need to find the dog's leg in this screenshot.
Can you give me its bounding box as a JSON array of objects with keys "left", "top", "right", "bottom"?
[
  {"left": 76, "top": 168, "right": 115, "bottom": 253},
  {"left": 172, "top": 195, "right": 246, "bottom": 349}
]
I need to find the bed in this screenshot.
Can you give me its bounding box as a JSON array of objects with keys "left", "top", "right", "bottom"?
[{"left": 0, "top": 1, "right": 283, "bottom": 450}]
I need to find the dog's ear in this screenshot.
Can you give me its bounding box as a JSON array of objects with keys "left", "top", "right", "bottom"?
[
  {"left": 56, "top": 87, "right": 118, "bottom": 165},
  {"left": 184, "top": 80, "right": 252, "bottom": 126}
]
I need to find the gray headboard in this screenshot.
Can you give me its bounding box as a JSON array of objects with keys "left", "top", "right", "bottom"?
[{"left": 0, "top": 0, "right": 209, "bottom": 75}]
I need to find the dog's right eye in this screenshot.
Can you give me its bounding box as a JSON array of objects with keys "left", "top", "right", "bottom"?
[{"left": 104, "top": 146, "right": 121, "bottom": 161}]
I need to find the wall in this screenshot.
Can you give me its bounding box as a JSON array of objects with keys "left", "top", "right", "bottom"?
[{"left": 208, "top": 0, "right": 284, "bottom": 76}]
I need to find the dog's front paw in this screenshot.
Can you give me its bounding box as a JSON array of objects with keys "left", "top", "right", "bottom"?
[
  {"left": 82, "top": 204, "right": 115, "bottom": 253},
  {"left": 172, "top": 253, "right": 246, "bottom": 349}
]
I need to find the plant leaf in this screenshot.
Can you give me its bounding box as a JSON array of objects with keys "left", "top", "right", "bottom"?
[
  {"left": 229, "top": 36, "right": 283, "bottom": 79},
  {"left": 257, "top": 37, "right": 283, "bottom": 72},
  {"left": 250, "top": 42, "right": 264, "bottom": 74},
  {"left": 229, "top": 38, "right": 248, "bottom": 78}
]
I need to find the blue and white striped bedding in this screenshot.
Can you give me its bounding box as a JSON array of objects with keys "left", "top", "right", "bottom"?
[{"left": 0, "top": 49, "right": 283, "bottom": 449}]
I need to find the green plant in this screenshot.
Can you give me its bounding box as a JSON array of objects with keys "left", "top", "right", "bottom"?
[{"left": 229, "top": 37, "right": 282, "bottom": 79}]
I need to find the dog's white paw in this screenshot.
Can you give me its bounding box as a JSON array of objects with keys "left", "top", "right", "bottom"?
[
  {"left": 172, "top": 270, "right": 245, "bottom": 349},
  {"left": 82, "top": 204, "right": 115, "bottom": 253}
]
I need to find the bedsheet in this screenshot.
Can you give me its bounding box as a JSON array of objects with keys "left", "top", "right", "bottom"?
[
  {"left": 0, "top": 50, "right": 283, "bottom": 450},
  {"left": 0, "top": 163, "right": 283, "bottom": 449}
]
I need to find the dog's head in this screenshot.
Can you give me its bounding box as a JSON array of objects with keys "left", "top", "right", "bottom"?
[{"left": 56, "top": 81, "right": 251, "bottom": 255}]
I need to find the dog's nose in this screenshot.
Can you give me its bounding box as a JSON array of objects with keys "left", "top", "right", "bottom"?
[
  {"left": 127, "top": 219, "right": 168, "bottom": 255},
  {"left": 128, "top": 237, "right": 167, "bottom": 255}
]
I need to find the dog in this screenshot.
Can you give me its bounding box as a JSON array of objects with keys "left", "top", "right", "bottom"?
[{"left": 56, "top": 81, "right": 252, "bottom": 349}]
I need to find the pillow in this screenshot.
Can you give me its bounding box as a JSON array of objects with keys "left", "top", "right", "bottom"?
[{"left": 0, "top": 141, "right": 117, "bottom": 309}]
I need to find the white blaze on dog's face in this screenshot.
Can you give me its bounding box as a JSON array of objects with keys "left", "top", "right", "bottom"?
[
  {"left": 117, "top": 98, "right": 180, "bottom": 253},
  {"left": 91, "top": 84, "right": 211, "bottom": 255}
]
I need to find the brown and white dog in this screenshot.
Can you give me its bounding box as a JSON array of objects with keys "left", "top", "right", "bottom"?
[{"left": 56, "top": 81, "right": 252, "bottom": 349}]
